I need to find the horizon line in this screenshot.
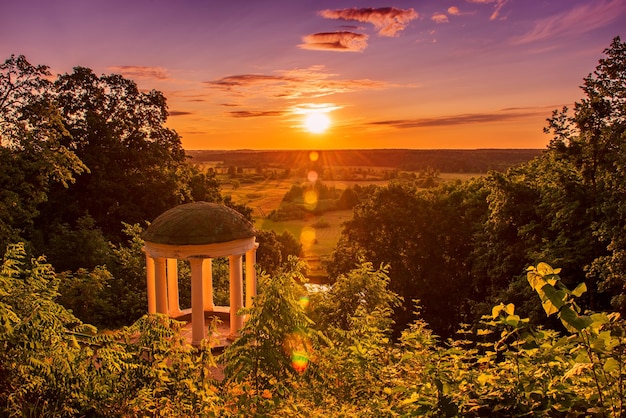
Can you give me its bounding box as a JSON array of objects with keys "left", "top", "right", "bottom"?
[{"left": 184, "top": 147, "right": 545, "bottom": 152}]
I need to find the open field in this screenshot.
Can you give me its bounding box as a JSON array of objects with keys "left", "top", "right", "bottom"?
[
  {"left": 259, "top": 211, "right": 352, "bottom": 281},
  {"left": 223, "top": 178, "right": 297, "bottom": 219},
  {"left": 222, "top": 173, "right": 484, "bottom": 281}
]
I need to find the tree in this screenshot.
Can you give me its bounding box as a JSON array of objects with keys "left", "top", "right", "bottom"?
[
  {"left": 0, "top": 55, "right": 86, "bottom": 250},
  {"left": 328, "top": 181, "right": 489, "bottom": 338},
  {"left": 255, "top": 230, "right": 303, "bottom": 275},
  {"left": 255, "top": 230, "right": 284, "bottom": 275},
  {"left": 38, "top": 66, "right": 191, "bottom": 243},
  {"left": 544, "top": 36, "right": 626, "bottom": 314}
]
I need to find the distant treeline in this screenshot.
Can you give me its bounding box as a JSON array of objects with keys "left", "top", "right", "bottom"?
[{"left": 186, "top": 149, "right": 543, "bottom": 173}]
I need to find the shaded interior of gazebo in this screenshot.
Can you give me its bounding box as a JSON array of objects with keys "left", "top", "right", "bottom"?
[{"left": 142, "top": 202, "right": 258, "bottom": 346}]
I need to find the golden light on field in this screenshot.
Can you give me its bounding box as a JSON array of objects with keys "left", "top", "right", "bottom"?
[
  {"left": 303, "top": 112, "right": 331, "bottom": 134},
  {"left": 300, "top": 226, "right": 316, "bottom": 248}
]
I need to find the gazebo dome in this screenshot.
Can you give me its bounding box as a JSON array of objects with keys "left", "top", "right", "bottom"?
[{"left": 143, "top": 201, "right": 255, "bottom": 245}]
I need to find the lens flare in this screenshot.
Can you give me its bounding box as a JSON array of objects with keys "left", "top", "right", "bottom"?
[
  {"left": 304, "top": 189, "right": 318, "bottom": 207},
  {"left": 284, "top": 330, "right": 313, "bottom": 374},
  {"left": 309, "top": 151, "right": 319, "bottom": 162},
  {"left": 307, "top": 170, "right": 318, "bottom": 183},
  {"left": 291, "top": 350, "right": 309, "bottom": 373},
  {"left": 300, "top": 226, "right": 316, "bottom": 248},
  {"left": 299, "top": 295, "right": 310, "bottom": 309}
]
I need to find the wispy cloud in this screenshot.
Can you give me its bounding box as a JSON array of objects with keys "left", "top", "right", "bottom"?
[
  {"left": 318, "top": 7, "right": 418, "bottom": 37},
  {"left": 206, "top": 74, "right": 284, "bottom": 90},
  {"left": 229, "top": 110, "right": 284, "bottom": 118},
  {"left": 466, "top": 0, "right": 509, "bottom": 21},
  {"left": 108, "top": 66, "right": 170, "bottom": 80},
  {"left": 299, "top": 32, "right": 369, "bottom": 52},
  {"left": 431, "top": 13, "right": 449, "bottom": 24},
  {"left": 205, "top": 65, "right": 391, "bottom": 100},
  {"left": 369, "top": 107, "right": 548, "bottom": 129},
  {"left": 169, "top": 110, "right": 193, "bottom": 116},
  {"left": 512, "top": 0, "right": 626, "bottom": 45}
]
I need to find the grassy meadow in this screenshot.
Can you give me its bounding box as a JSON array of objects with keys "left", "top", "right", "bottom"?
[{"left": 218, "top": 170, "right": 481, "bottom": 281}]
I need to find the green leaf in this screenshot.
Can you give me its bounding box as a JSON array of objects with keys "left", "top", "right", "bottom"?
[
  {"left": 527, "top": 271, "right": 544, "bottom": 292},
  {"left": 504, "top": 303, "right": 515, "bottom": 316},
  {"left": 477, "top": 373, "right": 495, "bottom": 385},
  {"left": 563, "top": 362, "right": 593, "bottom": 380},
  {"left": 537, "top": 262, "right": 554, "bottom": 276},
  {"left": 571, "top": 282, "right": 587, "bottom": 298},
  {"left": 491, "top": 303, "right": 504, "bottom": 319},
  {"left": 504, "top": 314, "right": 520, "bottom": 327},
  {"left": 541, "top": 297, "right": 559, "bottom": 317},
  {"left": 559, "top": 306, "right": 592, "bottom": 333},
  {"left": 542, "top": 284, "right": 566, "bottom": 310},
  {"left": 603, "top": 357, "right": 619, "bottom": 373}
]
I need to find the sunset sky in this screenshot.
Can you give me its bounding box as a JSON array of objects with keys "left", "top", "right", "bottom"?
[{"left": 2, "top": 0, "right": 625, "bottom": 150}]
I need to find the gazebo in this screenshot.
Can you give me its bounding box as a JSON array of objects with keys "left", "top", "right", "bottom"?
[{"left": 142, "top": 202, "right": 258, "bottom": 345}]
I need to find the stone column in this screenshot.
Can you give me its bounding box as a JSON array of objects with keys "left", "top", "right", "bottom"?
[
  {"left": 229, "top": 254, "right": 244, "bottom": 337},
  {"left": 203, "top": 258, "right": 214, "bottom": 311},
  {"left": 166, "top": 258, "right": 181, "bottom": 316},
  {"left": 245, "top": 245, "right": 258, "bottom": 308},
  {"left": 145, "top": 253, "right": 156, "bottom": 314},
  {"left": 190, "top": 257, "right": 206, "bottom": 345},
  {"left": 154, "top": 257, "right": 168, "bottom": 314}
]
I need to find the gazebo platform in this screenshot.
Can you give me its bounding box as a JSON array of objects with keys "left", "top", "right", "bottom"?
[{"left": 174, "top": 309, "right": 235, "bottom": 351}]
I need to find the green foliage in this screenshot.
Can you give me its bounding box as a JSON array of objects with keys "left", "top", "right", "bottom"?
[
  {"left": 544, "top": 36, "right": 626, "bottom": 314},
  {"left": 526, "top": 262, "right": 626, "bottom": 415},
  {"left": 0, "top": 55, "right": 87, "bottom": 251},
  {"left": 0, "top": 243, "right": 96, "bottom": 416},
  {"left": 44, "top": 66, "right": 191, "bottom": 242},
  {"left": 311, "top": 261, "right": 401, "bottom": 332},
  {"left": 2, "top": 243, "right": 626, "bottom": 416},
  {"left": 328, "top": 180, "right": 490, "bottom": 337},
  {"left": 44, "top": 214, "right": 111, "bottom": 272},
  {"left": 221, "top": 257, "right": 317, "bottom": 414},
  {"left": 255, "top": 229, "right": 303, "bottom": 275},
  {"left": 254, "top": 230, "right": 284, "bottom": 275},
  {"left": 277, "top": 230, "right": 302, "bottom": 260}
]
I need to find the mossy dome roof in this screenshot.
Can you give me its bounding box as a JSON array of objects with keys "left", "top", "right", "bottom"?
[{"left": 143, "top": 202, "right": 255, "bottom": 245}]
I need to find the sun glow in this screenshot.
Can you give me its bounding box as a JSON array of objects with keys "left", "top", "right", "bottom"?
[{"left": 304, "top": 112, "right": 331, "bottom": 134}]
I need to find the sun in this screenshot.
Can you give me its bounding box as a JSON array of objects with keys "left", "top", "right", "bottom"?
[{"left": 303, "top": 112, "right": 331, "bottom": 134}]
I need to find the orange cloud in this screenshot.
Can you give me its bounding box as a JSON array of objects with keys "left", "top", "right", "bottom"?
[
  {"left": 205, "top": 66, "right": 389, "bottom": 100},
  {"left": 369, "top": 107, "right": 550, "bottom": 129},
  {"left": 431, "top": 13, "right": 449, "bottom": 23},
  {"left": 318, "top": 7, "right": 418, "bottom": 37},
  {"left": 299, "top": 32, "right": 369, "bottom": 52},
  {"left": 108, "top": 65, "right": 170, "bottom": 80},
  {"left": 229, "top": 110, "right": 284, "bottom": 118},
  {"left": 448, "top": 6, "right": 461, "bottom": 15}
]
